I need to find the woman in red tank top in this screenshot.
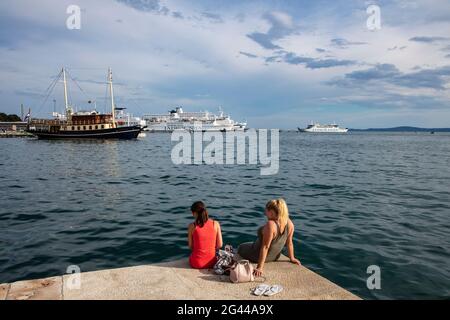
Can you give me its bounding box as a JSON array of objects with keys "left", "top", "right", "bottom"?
[{"left": 188, "top": 201, "right": 223, "bottom": 269}]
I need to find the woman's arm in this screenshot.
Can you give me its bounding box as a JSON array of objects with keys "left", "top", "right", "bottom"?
[
  {"left": 188, "top": 223, "right": 195, "bottom": 250},
  {"left": 215, "top": 221, "right": 223, "bottom": 249},
  {"left": 286, "top": 220, "right": 301, "bottom": 265},
  {"left": 254, "top": 222, "right": 276, "bottom": 276}
]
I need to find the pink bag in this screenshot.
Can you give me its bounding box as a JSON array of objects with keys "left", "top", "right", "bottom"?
[{"left": 230, "top": 260, "right": 255, "bottom": 283}]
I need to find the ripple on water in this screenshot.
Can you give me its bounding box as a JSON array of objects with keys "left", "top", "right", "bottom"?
[{"left": 12, "top": 213, "right": 47, "bottom": 222}]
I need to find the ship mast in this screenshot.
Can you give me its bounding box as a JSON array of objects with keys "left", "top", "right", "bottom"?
[
  {"left": 108, "top": 67, "right": 116, "bottom": 128},
  {"left": 62, "top": 68, "right": 69, "bottom": 113}
]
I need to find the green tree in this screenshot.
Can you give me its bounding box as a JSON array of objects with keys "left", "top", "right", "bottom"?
[
  {"left": 0, "top": 113, "right": 22, "bottom": 122},
  {"left": 7, "top": 114, "right": 22, "bottom": 122}
]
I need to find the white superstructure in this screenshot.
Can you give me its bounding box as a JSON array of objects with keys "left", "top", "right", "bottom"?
[
  {"left": 143, "top": 107, "right": 247, "bottom": 132},
  {"left": 115, "top": 108, "right": 147, "bottom": 130},
  {"left": 299, "top": 122, "right": 348, "bottom": 133}
]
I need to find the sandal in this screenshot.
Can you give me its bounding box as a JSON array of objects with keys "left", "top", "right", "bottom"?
[
  {"left": 251, "top": 284, "right": 270, "bottom": 296},
  {"left": 264, "top": 284, "right": 283, "bottom": 296}
]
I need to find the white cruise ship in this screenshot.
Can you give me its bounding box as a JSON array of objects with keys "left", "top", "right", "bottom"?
[
  {"left": 299, "top": 122, "right": 348, "bottom": 133},
  {"left": 143, "top": 107, "right": 247, "bottom": 132}
]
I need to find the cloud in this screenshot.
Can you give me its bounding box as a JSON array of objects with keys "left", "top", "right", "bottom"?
[
  {"left": 201, "top": 12, "right": 223, "bottom": 23},
  {"left": 328, "top": 64, "right": 450, "bottom": 90},
  {"left": 387, "top": 46, "right": 407, "bottom": 51},
  {"left": 330, "top": 38, "right": 367, "bottom": 49},
  {"left": 323, "top": 91, "right": 449, "bottom": 111},
  {"left": 304, "top": 58, "right": 356, "bottom": 69},
  {"left": 396, "top": 66, "right": 450, "bottom": 89},
  {"left": 409, "top": 36, "right": 450, "bottom": 43},
  {"left": 265, "top": 51, "right": 356, "bottom": 69},
  {"left": 345, "top": 64, "right": 400, "bottom": 80},
  {"left": 115, "top": 0, "right": 169, "bottom": 15},
  {"left": 172, "top": 11, "right": 184, "bottom": 19},
  {"left": 159, "top": 6, "right": 170, "bottom": 15},
  {"left": 239, "top": 51, "right": 258, "bottom": 58},
  {"left": 14, "top": 90, "right": 45, "bottom": 99},
  {"left": 247, "top": 33, "right": 281, "bottom": 50},
  {"left": 234, "top": 13, "right": 246, "bottom": 23},
  {"left": 247, "top": 11, "right": 295, "bottom": 50},
  {"left": 1, "top": 0, "right": 450, "bottom": 128}
]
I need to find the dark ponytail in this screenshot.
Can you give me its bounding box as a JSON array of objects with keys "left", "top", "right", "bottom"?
[{"left": 191, "top": 201, "right": 209, "bottom": 227}]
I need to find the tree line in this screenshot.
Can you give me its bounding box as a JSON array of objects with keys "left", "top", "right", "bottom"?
[{"left": 0, "top": 113, "right": 22, "bottom": 122}]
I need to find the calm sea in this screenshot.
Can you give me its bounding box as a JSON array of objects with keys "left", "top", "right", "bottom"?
[{"left": 0, "top": 132, "right": 449, "bottom": 299}]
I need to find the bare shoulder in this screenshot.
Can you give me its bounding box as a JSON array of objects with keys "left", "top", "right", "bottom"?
[
  {"left": 288, "top": 219, "right": 295, "bottom": 232},
  {"left": 265, "top": 220, "right": 278, "bottom": 231},
  {"left": 212, "top": 219, "right": 221, "bottom": 229},
  {"left": 188, "top": 223, "right": 195, "bottom": 231},
  {"left": 288, "top": 219, "right": 295, "bottom": 228}
]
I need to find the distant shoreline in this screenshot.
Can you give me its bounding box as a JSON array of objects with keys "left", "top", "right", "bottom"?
[{"left": 348, "top": 126, "right": 450, "bottom": 132}]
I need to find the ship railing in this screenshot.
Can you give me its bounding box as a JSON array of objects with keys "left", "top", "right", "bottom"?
[{"left": 30, "top": 119, "right": 68, "bottom": 125}]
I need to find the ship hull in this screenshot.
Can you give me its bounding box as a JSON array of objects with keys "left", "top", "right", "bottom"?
[
  {"left": 28, "top": 126, "right": 142, "bottom": 140},
  {"left": 147, "top": 126, "right": 247, "bottom": 133},
  {"left": 298, "top": 127, "right": 348, "bottom": 133}
]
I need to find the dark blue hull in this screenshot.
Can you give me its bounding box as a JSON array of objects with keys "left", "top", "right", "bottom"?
[{"left": 28, "top": 126, "right": 142, "bottom": 140}]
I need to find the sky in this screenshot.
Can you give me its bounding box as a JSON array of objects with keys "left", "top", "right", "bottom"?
[{"left": 0, "top": 0, "right": 449, "bottom": 128}]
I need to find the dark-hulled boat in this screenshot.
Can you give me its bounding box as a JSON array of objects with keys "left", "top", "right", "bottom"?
[{"left": 27, "top": 68, "right": 143, "bottom": 140}]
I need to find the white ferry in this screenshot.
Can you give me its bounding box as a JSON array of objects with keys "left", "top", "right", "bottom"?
[
  {"left": 298, "top": 122, "right": 348, "bottom": 133},
  {"left": 143, "top": 107, "right": 247, "bottom": 132}
]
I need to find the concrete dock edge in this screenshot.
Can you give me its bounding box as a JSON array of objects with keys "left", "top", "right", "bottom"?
[{"left": 1, "top": 257, "right": 360, "bottom": 300}]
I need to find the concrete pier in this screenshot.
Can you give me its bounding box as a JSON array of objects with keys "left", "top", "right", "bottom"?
[
  {"left": 0, "top": 131, "right": 33, "bottom": 138},
  {"left": 0, "top": 256, "right": 360, "bottom": 300}
]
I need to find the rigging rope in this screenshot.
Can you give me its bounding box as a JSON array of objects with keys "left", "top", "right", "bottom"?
[
  {"left": 33, "top": 68, "right": 147, "bottom": 118},
  {"left": 66, "top": 69, "right": 95, "bottom": 110},
  {"left": 35, "top": 70, "right": 62, "bottom": 116},
  {"left": 128, "top": 97, "right": 147, "bottom": 116}
]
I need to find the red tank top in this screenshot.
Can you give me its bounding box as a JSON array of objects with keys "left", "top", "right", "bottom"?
[{"left": 189, "top": 219, "right": 217, "bottom": 269}]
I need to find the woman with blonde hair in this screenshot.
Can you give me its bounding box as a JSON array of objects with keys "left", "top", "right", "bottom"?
[{"left": 237, "top": 199, "right": 300, "bottom": 276}]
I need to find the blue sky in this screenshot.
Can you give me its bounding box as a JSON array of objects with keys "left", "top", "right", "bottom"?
[{"left": 0, "top": 0, "right": 449, "bottom": 128}]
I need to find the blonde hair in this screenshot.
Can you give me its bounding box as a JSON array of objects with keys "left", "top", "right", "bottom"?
[{"left": 265, "top": 198, "right": 289, "bottom": 229}]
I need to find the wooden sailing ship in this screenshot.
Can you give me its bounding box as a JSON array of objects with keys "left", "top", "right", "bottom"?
[{"left": 27, "top": 68, "right": 143, "bottom": 139}]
